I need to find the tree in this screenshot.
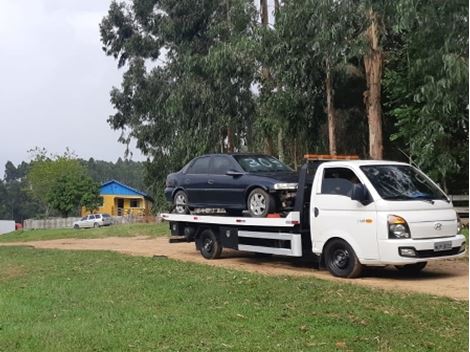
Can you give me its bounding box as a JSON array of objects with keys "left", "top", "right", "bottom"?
[
  {"left": 0, "top": 161, "right": 43, "bottom": 222},
  {"left": 27, "top": 148, "right": 85, "bottom": 210},
  {"left": 47, "top": 174, "right": 101, "bottom": 217},
  {"left": 383, "top": 0, "right": 468, "bottom": 190},
  {"left": 101, "top": 0, "right": 257, "bottom": 206},
  {"left": 27, "top": 148, "right": 100, "bottom": 217}
]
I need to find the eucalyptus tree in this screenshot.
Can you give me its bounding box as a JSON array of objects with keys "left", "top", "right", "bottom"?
[
  {"left": 101, "top": 0, "right": 258, "bottom": 204},
  {"left": 384, "top": 0, "right": 468, "bottom": 190}
]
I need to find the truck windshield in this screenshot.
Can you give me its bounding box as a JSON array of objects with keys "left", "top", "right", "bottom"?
[
  {"left": 360, "top": 165, "right": 448, "bottom": 201},
  {"left": 234, "top": 155, "right": 293, "bottom": 173}
]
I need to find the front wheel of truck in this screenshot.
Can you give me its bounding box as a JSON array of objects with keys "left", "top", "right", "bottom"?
[{"left": 324, "top": 239, "right": 363, "bottom": 278}]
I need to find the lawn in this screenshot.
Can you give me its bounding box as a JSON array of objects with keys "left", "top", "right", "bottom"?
[
  {"left": 0, "top": 246, "right": 467, "bottom": 352},
  {"left": 0, "top": 223, "right": 168, "bottom": 243}
]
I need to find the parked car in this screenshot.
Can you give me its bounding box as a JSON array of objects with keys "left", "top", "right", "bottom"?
[
  {"left": 73, "top": 214, "right": 112, "bottom": 229},
  {"left": 165, "top": 154, "right": 298, "bottom": 217}
]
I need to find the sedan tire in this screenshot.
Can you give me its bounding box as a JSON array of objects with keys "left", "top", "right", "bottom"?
[
  {"left": 247, "top": 188, "right": 273, "bottom": 217},
  {"left": 173, "top": 190, "right": 190, "bottom": 214}
]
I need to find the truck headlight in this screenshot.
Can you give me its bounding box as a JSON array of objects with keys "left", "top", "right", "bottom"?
[
  {"left": 273, "top": 183, "right": 298, "bottom": 190},
  {"left": 388, "top": 215, "right": 411, "bottom": 239}
]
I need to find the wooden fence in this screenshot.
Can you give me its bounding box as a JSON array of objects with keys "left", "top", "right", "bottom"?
[{"left": 23, "top": 215, "right": 161, "bottom": 230}]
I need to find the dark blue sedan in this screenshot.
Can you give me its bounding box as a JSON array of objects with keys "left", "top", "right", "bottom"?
[{"left": 165, "top": 154, "right": 298, "bottom": 217}]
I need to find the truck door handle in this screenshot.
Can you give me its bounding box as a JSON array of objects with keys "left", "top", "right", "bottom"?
[
  {"left": 208, "top": 180, "right": 214, "bottom": 185},
  {"left": 314, "top": 207, "right": 319, "bottom": 217}
]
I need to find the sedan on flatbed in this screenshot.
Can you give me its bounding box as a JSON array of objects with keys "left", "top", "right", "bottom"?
[{"left": 165, "top": 154, "right": 298, "bottom": 217}]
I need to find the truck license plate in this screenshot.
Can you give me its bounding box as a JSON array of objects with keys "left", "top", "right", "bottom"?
[{"left": 434, "top": 241, "right": 452, "bottom": 252}]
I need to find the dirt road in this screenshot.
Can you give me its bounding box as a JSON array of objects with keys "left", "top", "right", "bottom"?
[{"left": 1, "top": 236, "right": 467, "bottom": 300}]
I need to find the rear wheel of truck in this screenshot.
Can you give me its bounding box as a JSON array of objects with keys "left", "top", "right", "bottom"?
[
  {"left": 395, "top": 262, "right": 427, "bottom": 274},
  {"left": 199, "top": 229, "right": 222, "bottom": 260},
  {"left": 324, "top": 239, "right": 363, "bottom": 278}
]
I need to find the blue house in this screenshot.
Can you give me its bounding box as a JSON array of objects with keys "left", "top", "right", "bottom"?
[{"left": 82, "top": 180, "right": 153, "bottom": 216}]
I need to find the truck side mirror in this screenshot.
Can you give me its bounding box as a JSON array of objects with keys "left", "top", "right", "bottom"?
[{"left": 351, "top": 184, "right": 370, "bottom": 205}]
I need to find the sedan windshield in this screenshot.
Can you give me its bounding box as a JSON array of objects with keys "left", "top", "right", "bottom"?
[
  {"left": 234, "top": 155, "right": 293, "bottom": 173},
  {"left": 360, "top": 165, "right": 448, "bottom": 201}
]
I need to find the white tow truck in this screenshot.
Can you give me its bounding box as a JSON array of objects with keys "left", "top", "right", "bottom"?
[{"left": 161, "top": 155, "right": 466, "bottom": 278}]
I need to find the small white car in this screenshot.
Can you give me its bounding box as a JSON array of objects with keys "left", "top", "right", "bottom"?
[{"left": 73, "top": 214, "right": 112, "bottom": 229}]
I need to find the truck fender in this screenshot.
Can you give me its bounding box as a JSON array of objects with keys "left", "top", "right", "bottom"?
[{"left": 320, "top": 235, "right": 364, "bottom": 263}]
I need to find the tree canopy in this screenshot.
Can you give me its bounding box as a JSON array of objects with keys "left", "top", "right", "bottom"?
[{"left": 100, "top": 0, "right": 468, "bottom": 208}]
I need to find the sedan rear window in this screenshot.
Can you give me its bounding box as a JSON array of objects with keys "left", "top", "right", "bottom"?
[
  {"left": 188, "top": 157, "right": 210, "bottom": 174},
  {"left": 234, "top": 155, "right": 292, "bottom": 173}
]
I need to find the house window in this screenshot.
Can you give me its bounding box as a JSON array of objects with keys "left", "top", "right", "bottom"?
[{"left": 130, "top": 199, "right": 140, "bottom": 208}]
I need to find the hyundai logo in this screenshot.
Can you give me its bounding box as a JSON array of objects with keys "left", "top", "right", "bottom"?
[{"left": 434, "top": 223, "right": 442, "bottom": 231}]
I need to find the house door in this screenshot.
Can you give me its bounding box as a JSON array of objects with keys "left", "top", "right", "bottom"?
[{"left": 116, "top": 198, "right": 124, "bottom": 215}]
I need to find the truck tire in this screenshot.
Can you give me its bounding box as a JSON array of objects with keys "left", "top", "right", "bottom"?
[
  {"left": 247, "top": 188, "right": 273, "bottom": 217},
  {"left": 395, "top": 262, "right": 427, "bottom": 274},
  {"left": 324, "top": 239, "right": 363, "bottom": 278},
  {"left": 173, "top": 190, "right": 190, "bottom": 214},
  {"left": 199, "top": 229, "right": 222, "bottom": 260}
]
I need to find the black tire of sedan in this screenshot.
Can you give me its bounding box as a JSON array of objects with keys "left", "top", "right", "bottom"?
[
  {"left": 247, "top": 188, "right": 273, "bottom": 217},
  {"left": 74, "top": 224, "right": 79, "bottom": 230},
  {"left": 324, "top": 239, "right": 363, "bottom": 278},
  {"left": 173, "top": 190, "right": 189, "bottom": 214},
  {"left": 395, "top": 262, "right": 427, "bottom": 274},
  {"left": 93, "top": 223, "right": 99, "bottom": 228},
  {"left": 199, "top": 229, "right": 222, "bottom": 260}
]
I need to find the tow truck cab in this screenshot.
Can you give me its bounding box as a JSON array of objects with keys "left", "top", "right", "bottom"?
[{"left": 162, "top": 155, "right": 466, "bottom": 278}]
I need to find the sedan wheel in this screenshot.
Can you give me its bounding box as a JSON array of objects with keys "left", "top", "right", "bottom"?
[
  {"left": 247, "top": 188, "right": 272, "bottom": 217},
  {"left": 173, "top": 191, "right": 189, "bottom": 214}
]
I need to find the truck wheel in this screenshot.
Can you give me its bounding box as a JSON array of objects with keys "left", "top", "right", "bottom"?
[
  {"left": 173, "top": 190, "right": 189, "bottom": 214},
  {"left": 199, "top": 229, "right": 222, "bottom": 260},
  {"left": 247, "top": 188, "right": 272, "bottom": 217},
  {"left": 324, "top": 239, "right": 362, "bottom": 278},
  {"left": 395, "top": 262, "right": 427, "bottom": 274}
]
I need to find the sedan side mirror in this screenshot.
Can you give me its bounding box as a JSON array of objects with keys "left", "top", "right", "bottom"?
[
  {"left": 351, "top": 184, "right": 370, "bottom": 205},
  {"left": 226, "top": 170, "right": 243, "bottom": 177}
]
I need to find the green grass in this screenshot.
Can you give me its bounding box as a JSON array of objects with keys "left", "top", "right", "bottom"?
[
  {"left": 0, "top": 223, "right": 168, "bottom": 243},
  {"left": 0, "top": 247, "right": 467, "bottom": 352}
]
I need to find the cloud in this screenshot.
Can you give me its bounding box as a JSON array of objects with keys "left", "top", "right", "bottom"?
[{"left": 0, "top": 0, "right": 144, "bottom": 171}]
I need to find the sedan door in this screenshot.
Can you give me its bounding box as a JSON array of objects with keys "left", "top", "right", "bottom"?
[
  {"left": 86, "top": 215, "right": 96, "bottom": 228},
  {"left": 182, "top": 156, "right": 211, "bottom": 206},
  {"left": 206, "top": 156, "right": 246, "bottom": 207}
]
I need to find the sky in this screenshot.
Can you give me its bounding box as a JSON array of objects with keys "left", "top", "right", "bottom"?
[{"left": 0, "top": 0, "right": 145, "bottom": 173}]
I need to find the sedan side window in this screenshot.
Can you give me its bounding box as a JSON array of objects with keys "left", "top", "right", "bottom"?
[
  {"left": 321, "top": 168, "right": 361, "bottom": 197},
  {"left": 211, "top": 156, "right": 234, "bottom": 175},
  {"left": 88, "top": 215, "right": 95, "bottom": 220},
  {"left": 187, "top": 157, "right": 210, "bottom": 174}
]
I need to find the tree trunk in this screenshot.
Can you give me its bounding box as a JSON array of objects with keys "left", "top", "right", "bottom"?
[
  {"left": 325, "top": 60, "right": 337, "bottom": 155},
  {"left": 260, "top": 0, "right": 268, "bottom": 25},
  {"left": 292, "top": 136, "right": 298, "bottom": 170},
  {"left": 363, "top": 9, "right": 383, "bottom": 160},
  {"left": 226, "top": 126, "right": 234, "bottom": 152},
  {"left": 277, "top": 128, "right": 285, "bottom": 161},
  {"left": 274, "top": 0, "right": 280, "bottom": 14},
  {"left": 264, "top": 137, "right": 274, "bottom": 155}
]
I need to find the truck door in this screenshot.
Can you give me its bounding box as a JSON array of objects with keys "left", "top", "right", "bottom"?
[{"left": 310, "top": 166, "right": 379, "bottom": 261}]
